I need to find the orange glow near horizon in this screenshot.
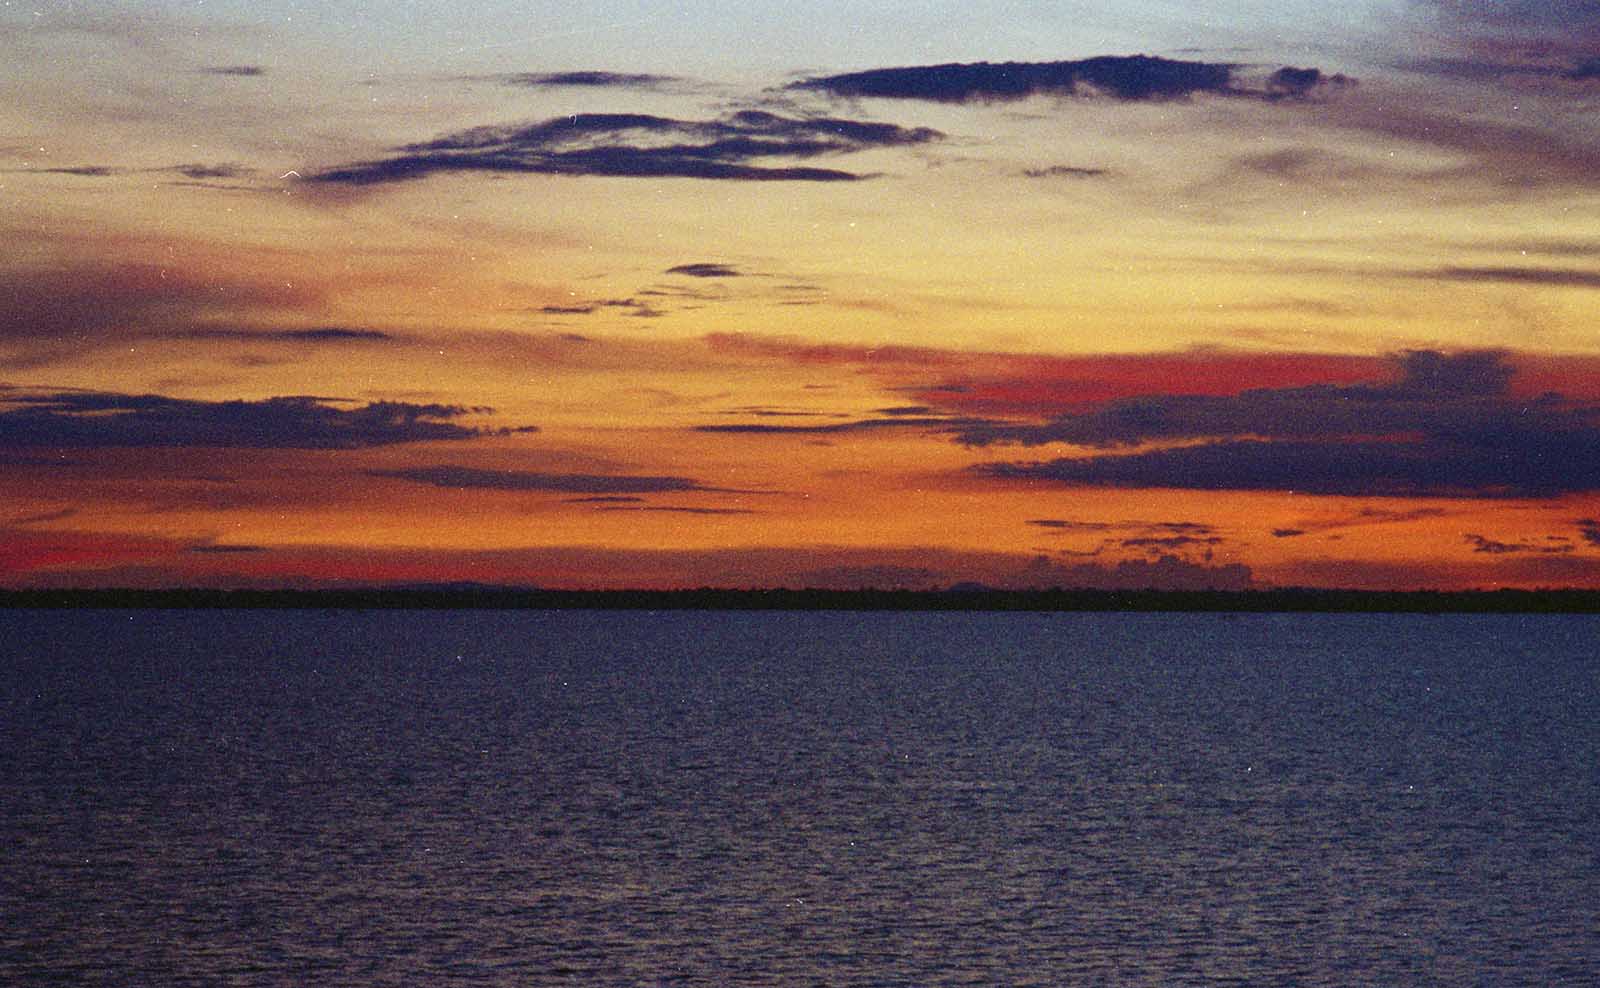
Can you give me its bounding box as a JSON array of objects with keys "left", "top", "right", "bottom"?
[{"left": 6, "top": 10, "right": 1600, "bottom": 590}]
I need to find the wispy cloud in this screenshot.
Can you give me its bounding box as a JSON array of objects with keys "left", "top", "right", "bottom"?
[
  {"left": 1385, "top": 1, "right": 1600, "bottom": 101},
  {"left": 1462, "top": 533, "right": 1575, "bottom": 555},
  {"left": 536, "top": 297, "right": 663, "bottom": 319},
  {"left": 8, "top": 507, "right": 79, "bottom": 526},
  {"left": 3, "top": 163, "right": 259, "bottom": 190},
  {"left": 1119, "top": 534, "right": 1225, "bottom": 550},
  {"left": 1025, "top": 518, "right": 1226, "bottom": 559},
  {"left": 312, "top": 110, "right": 942, "bottom": 186},
  {"left": 1397, "top": 53, "right": 1600, "bottom": 83},
  {"left": 0, "top": 526, "right": 179, "bottom": 580},
  {"left": 3, "top": 162, "right": 255, "bottom": 183},
  {"left": 1022, "top": 165, "right": 1109, "bottom": 179},
  {"left": 1269, "top": 507, "right": 1451, "bottom": 539},
  {"left": 1, "top": 262, "right": 321, "bottom": 344},
  {"left": 169, "top": 163, "right": 254, "bottom": 180},
  {"left": 1408, "top": 0, "right": 1600, "bottom": 60},
  {"left": 1027, "top": 519, "right": 1113, "bottom": 531},
  {"left": 1311, "top": 97, "right": 1600, "bottom": 192},
  {"left": 11, "top": 165, "right": 119, "bottom": 177}
]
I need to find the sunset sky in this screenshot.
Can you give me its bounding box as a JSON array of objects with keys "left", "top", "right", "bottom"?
[{"left": 4, "top": 1, "right": 1600, "bottom": 590}]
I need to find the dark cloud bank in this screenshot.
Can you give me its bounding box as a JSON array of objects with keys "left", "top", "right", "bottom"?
[
  {"left": 0, "top": 391, "right": 531, "bottom": 449},
  {"left": 965, "top": 350, "right": 1600, "bottom": 498},
  {"left": 791, "top": 55, "right": 1352, "bottom": 103},
  {"left": 314, "top": 110, "right": 941, "bottom": 186}
]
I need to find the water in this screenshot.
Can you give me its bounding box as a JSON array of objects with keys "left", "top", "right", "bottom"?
[{"left": 2, "top": 610, "right": 1596, "bottom": 986}]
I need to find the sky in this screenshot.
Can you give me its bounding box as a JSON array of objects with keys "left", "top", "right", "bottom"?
[{"left": 4, "top": 0, "right": 1600, "bottom": 590}]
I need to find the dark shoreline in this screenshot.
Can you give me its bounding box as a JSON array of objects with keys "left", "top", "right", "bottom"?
[{"left": 4, "top": 587, "right": 1600, "bottom": 613}]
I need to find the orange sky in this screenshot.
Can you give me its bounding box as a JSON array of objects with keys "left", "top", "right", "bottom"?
[{"left": 4, "top": 2, "right": 1600, "bottom": 590}]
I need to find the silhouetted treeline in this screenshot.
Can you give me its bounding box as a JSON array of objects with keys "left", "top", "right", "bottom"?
[{"left": 3, "top": 587, "right": 1600, "bottom": 613}]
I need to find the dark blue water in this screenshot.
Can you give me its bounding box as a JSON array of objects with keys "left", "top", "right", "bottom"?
[{"left": 3, "top": 610, "right": 1596, "bottom": 986}]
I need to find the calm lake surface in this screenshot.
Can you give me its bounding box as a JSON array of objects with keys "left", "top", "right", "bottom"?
[{"left": 3, "top": 610, "right": 1596, "bottom": 986}]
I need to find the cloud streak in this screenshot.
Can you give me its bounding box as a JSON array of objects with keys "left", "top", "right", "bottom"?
[
  {"left": 594, "top": 505, "right": 757, "bottom": 515},
  {"left": 13, "top": 166, "right": 119, "bottom": 177},
  {"left": 666, "top": 262, "right": 743, "bottom": 278},
  {"left": 1425, "top": 266, "right": 1600, "bottom": 289},
  {"left": 695, "top": 415, "right": 990, "bottom": 436},
  {"left": 791, "top": 55, "right": 1352, "bottom": 103},
  {"left": 482, "top": 70, "right": 679, "bottom": 89},
  {"left": 368, "top": 465, "right": 713, "bottom": 494},
  {"left": 176, "top": 327, "right": 393, "bottom": 343},
  {"left": 313, "top": 110, "right": 942, "bottom": 186}
]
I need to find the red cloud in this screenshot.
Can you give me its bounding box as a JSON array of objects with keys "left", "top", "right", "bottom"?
[{"left": 705, "top": 334, "right": 1385, "bottom": 417}]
